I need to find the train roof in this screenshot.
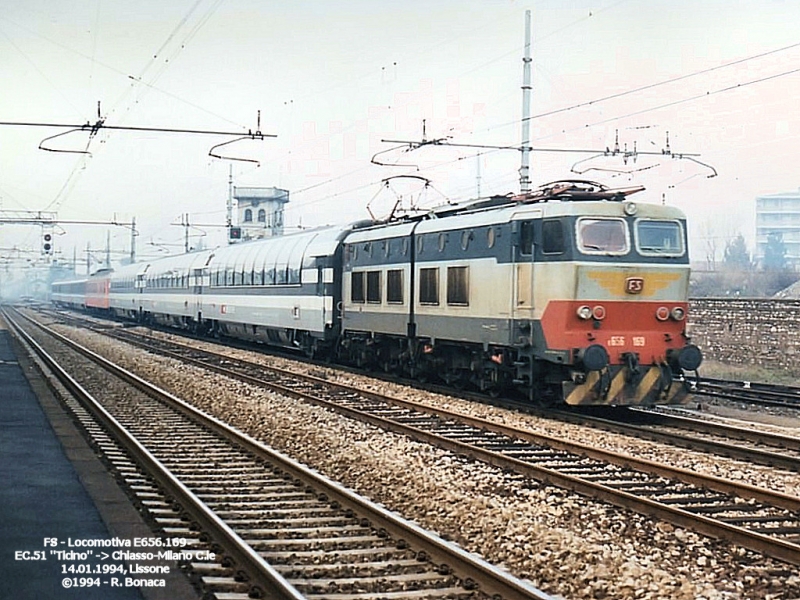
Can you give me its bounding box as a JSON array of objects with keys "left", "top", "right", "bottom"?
[
  {"left": 346, "top": 180, "right": 686, "bottom": 240},
  {"left": 211, "top": 223, "right": 357, "bottom": 264},
  {"left": 106, "top": 222, "right": 370, "bottom": 279}
]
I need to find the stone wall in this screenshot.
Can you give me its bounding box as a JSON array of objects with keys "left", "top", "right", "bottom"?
[{"left": 689, "top": 298, "right": 800, "bottom": 374}]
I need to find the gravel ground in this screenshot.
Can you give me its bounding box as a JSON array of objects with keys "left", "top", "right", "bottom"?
[{"left": 46, "top": 323, "right": 800, "bottom": 600}]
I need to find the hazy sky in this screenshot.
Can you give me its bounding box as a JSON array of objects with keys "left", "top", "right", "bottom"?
[{"left": 1, "top": 0, "right": 798, "bottom": 269}]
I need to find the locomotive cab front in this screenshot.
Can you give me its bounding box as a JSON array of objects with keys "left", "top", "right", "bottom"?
[{"left": 513, "top": 196, "right": 701, "bottom": 406}]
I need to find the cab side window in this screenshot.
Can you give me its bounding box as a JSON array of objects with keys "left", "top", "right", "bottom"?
[{"left": 542, "top": 220, "right": 565, "bottom": 254}]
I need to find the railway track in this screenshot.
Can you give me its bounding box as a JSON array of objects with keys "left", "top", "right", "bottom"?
[
  {"left": 693, "top": 377, "right": 800, "bottom": 410},
  {"left": 29, "top": 310, "right": 800, "bottom": 568},
  {"left": 6, "top": 308, "right": 552, "bottom": 600},
  {"left": 544, "top": 405, "right": 800, "bottom": 473},
  {"left": 37, "top": 306, "right": 800, "bottom": 473}
]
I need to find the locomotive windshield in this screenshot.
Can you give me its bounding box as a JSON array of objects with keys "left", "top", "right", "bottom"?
[
  {"left": 635, "top": 219, "right": 684, "bottom": 256},
  {"left": 577, "top": 218, "right": 628, "bottom": 254}
]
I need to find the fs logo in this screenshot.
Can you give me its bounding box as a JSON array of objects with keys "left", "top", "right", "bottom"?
[{"left": 625, "top": 277, "right": 644, "bottom": 294}]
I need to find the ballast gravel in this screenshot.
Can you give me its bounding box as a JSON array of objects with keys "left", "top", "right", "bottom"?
[{"left": 48, "top": 324, "right": 800, "bottom": 600}]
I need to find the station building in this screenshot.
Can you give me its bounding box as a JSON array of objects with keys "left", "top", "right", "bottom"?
[{"left": 234, "top": 186, "right": 289, "bottom": 241}]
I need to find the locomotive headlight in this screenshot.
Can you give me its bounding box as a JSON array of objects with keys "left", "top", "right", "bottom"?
[
  {"left": 592, "top": 305, "right": 606, "bottom": 320},
  {"left": 576, "top": 305, "right": 592, "bottom": 320},
  {"left": 623, "top": 201, "right": 638, "bottom": 216},
  {"left": 655, "top": 306, "right": 670, "bottom": 321},
  {"left": 670, "top": 306, "right": 686, "bottom": 321}
]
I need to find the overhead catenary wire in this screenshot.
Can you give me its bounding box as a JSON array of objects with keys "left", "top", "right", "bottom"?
[
  {"left": 290, "top": 40, "right": 800, "bottom": 213},
  {"left": 0, "top": 0, "right": 232, "bottom": 215},
  {"left": 0, "top": 120, "right": 273, "bottom": 138},
  {"left": 484, "top": 40, "right": 800, "bottom": 134},
  {"left": 571, "top": 65, "right": 800, "bottom": 131}
]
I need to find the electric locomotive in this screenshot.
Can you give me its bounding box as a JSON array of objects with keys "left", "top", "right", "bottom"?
[{"left": 340, "top": 180, "right": 701, "bottom": 405}]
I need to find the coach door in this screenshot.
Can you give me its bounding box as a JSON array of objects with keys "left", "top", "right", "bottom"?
[
  {"left": 134, "top": 268, "right": 148, "bottom": 321},
  {"left": 191, "top": 267, "right": 209, "bottom": 320}
]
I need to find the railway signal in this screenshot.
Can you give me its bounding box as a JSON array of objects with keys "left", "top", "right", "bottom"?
[{"left": 42, "top": 232, "right": 53, "bottom": 255}]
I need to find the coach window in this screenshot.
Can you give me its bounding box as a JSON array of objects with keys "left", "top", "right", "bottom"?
[
  {"left": 487, "top": 227, "right": 496, "bottom": 249},
  {"left": 387, "top": 269, "right": 403, "bottom": 304},
  {"left": 461, "top": 230, "right": 472, "bottom": 250},
  {"left": 419, "top": 267, "right": 439, "bottom": 305},
  {"left": 417, "top": 236, "right": 424, "bottom": 255},
  {"left": 447, "top": 266, "right": 469, "bottom": 305},
  {"left": 288, "top": 250, "right": 302, "bottom": 285},
  {"left": 577, "top": 218, "right": 629, "bottom": 254},
  {"left": 276, "top": 266, "right": 288, "bottom": 285},
  {"left": 366, "top": 271, "right": 381, "bottom": 303},
  {"left": 351, "top": 271, "right": 365, "bottom": 303},
  {"left": 438, "top": 233, "right": 446, "bottom": 252},
  {"left": 542, "top": 219, "right": 566, "bottom": 254}
]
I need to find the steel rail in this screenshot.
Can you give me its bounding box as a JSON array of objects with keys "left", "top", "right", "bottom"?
[
  {"left": 694, "top": 378, "right": 800, "bottom": 410},
  {"left": 11, "top": 308, "right": 555, "bottom": 600},
  {"left": 104, "top": 329, "right": 800, "bottom": 511},
  {"left": 92, "top": 327, "right": 800, "bottom": 567},
  {"left": 3, "top": 309, "right": 306, "bottom": 600},
  {"left": 79, "top": 313, "right": 798, "bottom": 471},
  {"left": 540, "top": 407, "right": 800, "bottom": 472},
  {"left": 631, "top": 407, "right": 800, "bottom": 452},
  {"left": 630, "top": 407, "right": 800, "bottom": 451}
]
